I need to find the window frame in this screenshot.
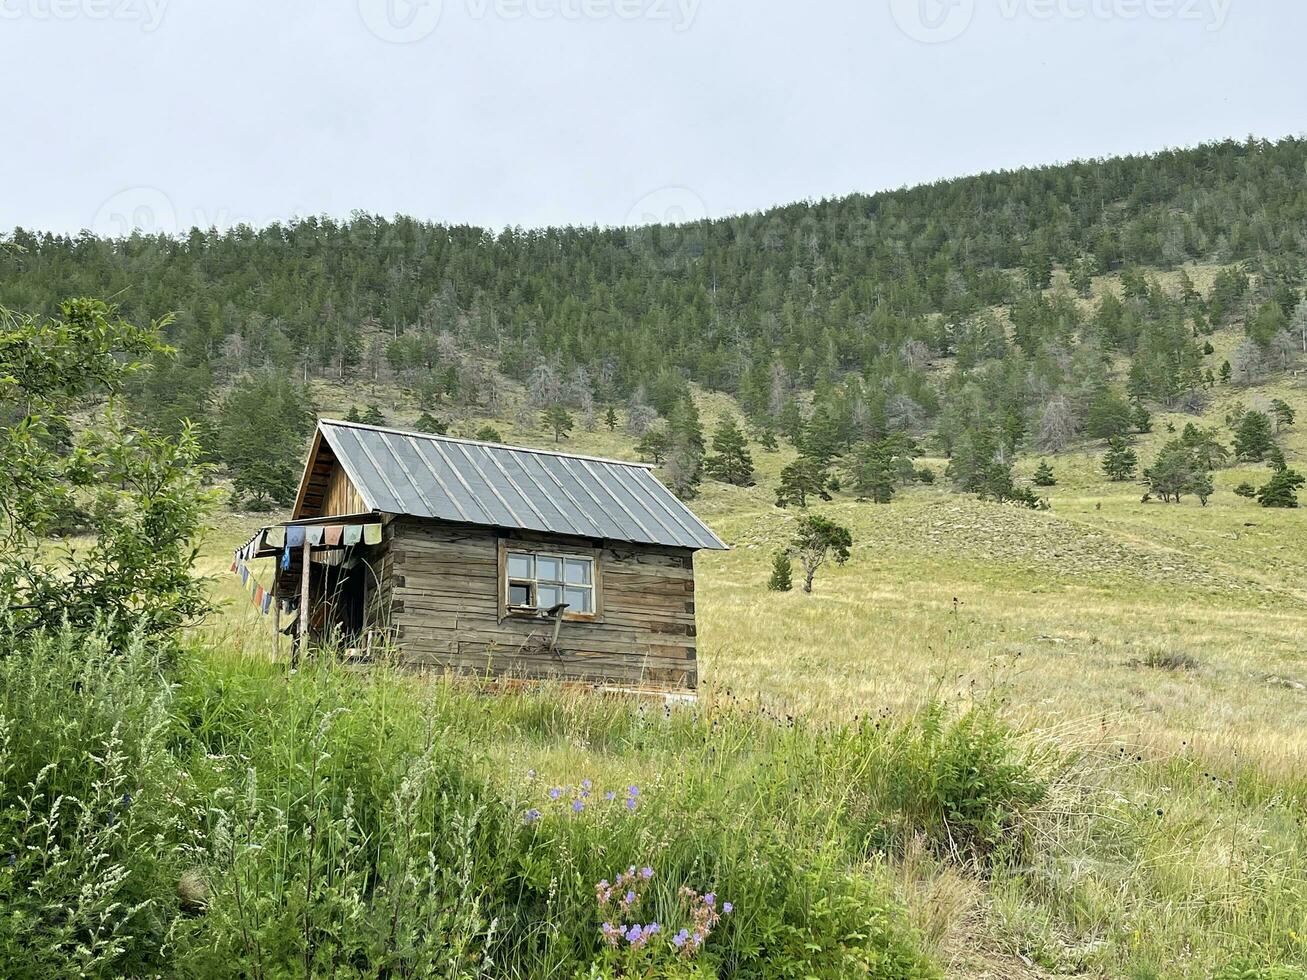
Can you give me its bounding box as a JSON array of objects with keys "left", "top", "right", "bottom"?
[{"left": 497, "top": 539, "right": 603, "bottom": 623}]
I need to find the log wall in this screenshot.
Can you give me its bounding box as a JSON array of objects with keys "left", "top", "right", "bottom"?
[{"left": 382, "top": 517, "right": 698, "bottom": 689}]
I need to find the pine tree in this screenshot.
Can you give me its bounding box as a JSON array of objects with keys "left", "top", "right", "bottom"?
[
  {"left": 849, "top": 435, "right": 916, "bottom": 503},
  {"left": 1219, "top": 360, "right": 1232, "bottom": 384},
  {"left": 1086, "top": 387, "right": 1134, "bottom": 440},
  {"left": 414, "top": 412, "right": 448, "bottom": 434},
  {"left": 704, "top": 415, "right": 755, "bottom": 486},
  {"left": 766, "top": 551, "right": 793, "bottom": 592},
  {"left": 474, "top": 425, "right": 503, "bottom": 443},
  {"left": 775, "top": 459, "right": 831, "bottom": 508},
  {"left": 1142, "top": 441, "right": 1211, "bottom": 504},
  {"left": 663, "top": 397, "right": 705, "bottom": 499},
  {"left": 542, "top": 404, "right": 574, "bottom": 442},
  {"left": 1271, "top": 398, "right": 1296, "bottom": 432},
  {"left": 1102, "top": 436, "right": 1138, "bottom": 481},
  {"left": 1256, "top": 467, "right": 1305, "bottom": 508},
  {"left": 603, "top": 406, "right": 618, "bottom": 431},
  {"left": 1032, "top": 460, "right": 1056, "bottom": 487},
  {"left": 345, "top": 405, "right": 362, "bottom": 423},
  {"left": 635, "top": 424, "right": 671, "bottom": 464},
  {"left": 791, "top": 514, "right": 853, "bottom": 594},
  {"left": 361, "top": 403, "right": 385, "bottom": 425},
  {"left": 1233, "top": 411, "right": 1275, "bottom": 461},
  {"left": 757, "top": 425, "right": 779, "bottom": 452},
  {"left": 1131, "top": 404, "right": 1152, "bottom": 434}
]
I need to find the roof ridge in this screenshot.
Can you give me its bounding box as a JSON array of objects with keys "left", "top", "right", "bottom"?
[{"left": 318, "top": 418, "right": 656, "bottom": 470}]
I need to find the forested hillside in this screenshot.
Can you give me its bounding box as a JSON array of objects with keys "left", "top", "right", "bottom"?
[{"left": 5, "top": 136, "right": 1307, "bottom": 509}]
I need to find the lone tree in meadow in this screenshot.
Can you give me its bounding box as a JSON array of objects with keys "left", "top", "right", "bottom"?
[
  {"left": 1032, "top": 460, "right": 1057, "bottom": 487},
  {"left": 757, "top": 425, "right": 779, "bottom": 452},
  {"left": 361, "top": 403, "right": 386, "bottom": 425},
  {"left": 1256, "top": 467, "right": 1305, "bottom": 508},
  {"left": 1234, "top": 410, "right": 1275, "bottom": 461},
  {"left": 542, "top": 404, "right": 574, "bottom": 442},
  {"left": 1102, "top": 436, "right": 1138, "bottom": 482},
  {"left": 705, "top": 415, "right": 755, "bottom": 486},
  {"left": 766, "top": 551, "right": 793, "bottom": 592},
  {"left": 603, "top": 405, "right": 618, "bottom": 431},
  {"left": 635, "top": 424, "right": 671, "bottom": 464},
  {"left": 1143, "top": 442, "right": 1212, "bottom": 505},
  {"left": 790, "top": 514, "right": 853, "bottom": 594},
  {"left": 775, "top": 458, "right": 832, "bottom": 508}
]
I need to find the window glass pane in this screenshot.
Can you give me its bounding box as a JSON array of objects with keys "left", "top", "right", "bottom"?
[
  {"left": 538, "top": 585, "right": 563, "bottom": 609},
  {"left": 536, "top": 555, "right": 563, "bottom": 582},
  {"left": 565, "top": 587, "right": 592, "bottom": 613},
  {"left": 565, "top": 558, "right": 592, "bottom": 584},
  {"left": 507, "top": 552, "right": 533, "bottom": 579},
  {"left": 508, "top": 583, "right": 532, "bottom": 606}
]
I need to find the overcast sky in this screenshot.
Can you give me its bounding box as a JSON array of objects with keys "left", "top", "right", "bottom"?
[{"left": 2, "top": 0, "right": 1302, "bottom": 236}]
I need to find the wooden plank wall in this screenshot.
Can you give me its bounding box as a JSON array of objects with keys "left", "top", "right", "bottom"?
[
  {"left": 387, "top": 518, "right": 698, "bottom": 689},
  {"left": 322, "top": 464, "right": 367, "bottom": 517}
]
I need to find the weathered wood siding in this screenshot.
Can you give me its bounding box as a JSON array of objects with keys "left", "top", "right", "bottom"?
[
  {"left": 386, "top": 517, "right": 698, "bottom": 689},
  {"left": 322, "top": 465, "right": 367, "bottom": 517}
]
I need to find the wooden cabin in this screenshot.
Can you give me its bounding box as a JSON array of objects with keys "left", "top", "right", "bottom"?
[{"left": 242, "top": 420, "right": 727, "bottom": 691}]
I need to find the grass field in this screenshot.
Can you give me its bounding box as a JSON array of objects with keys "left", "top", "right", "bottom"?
[{"left": 199, "top": 366, "right": 1307, "bottom": 977}]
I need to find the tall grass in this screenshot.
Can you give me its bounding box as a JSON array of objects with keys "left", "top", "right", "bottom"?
[{"left": 1, "top": 630, "right": 1059, "bottom": 977}]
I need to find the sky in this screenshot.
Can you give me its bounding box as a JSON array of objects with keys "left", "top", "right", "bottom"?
[{"left": 2, "top": 0, "right": 1303, "bottom": 236}]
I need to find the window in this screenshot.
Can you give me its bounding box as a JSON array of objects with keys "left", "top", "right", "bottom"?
[{"left": 505, "top": 550, "right": 596, "bottom": 617}]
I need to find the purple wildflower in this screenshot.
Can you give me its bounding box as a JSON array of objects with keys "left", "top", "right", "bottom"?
[
  {"left": 548, "top": 787, "right": 562, "bottom": 801},
  {"left": 722, "top": 901, "right": 733, "bottom": 914},
  {"left": 704, "top": 892, "right": 716, "bottom": 908},
  {"left": 605, "top": 790, "right": 616, "bottom": 801},
  {"left": 572, "top": 799, "right": 585, "bottom": 813},
  {"left": 672, "top": 929, "right": 689, "bottom": 948},
  {"left": 523, "top": 808, "right": 542, "bottom": 823},
  {"left": 628, "top": 785, "right": 640, "bottom": 797},
  {"left": 625, "top": 797, "right": 637, "bottom": 811},
  {"left": 581, "top": 778, "right": 592, "bottom": 790},
  {"left": 640, "top": 866, "right": 654, "bottom": 879},
  {"left": 625, "top": 890, "right": 636, "bottom": 904}
]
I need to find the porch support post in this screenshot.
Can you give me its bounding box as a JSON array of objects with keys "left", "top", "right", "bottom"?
[{"left": 298, "top": 538, "right": 311, "bottom": 663}]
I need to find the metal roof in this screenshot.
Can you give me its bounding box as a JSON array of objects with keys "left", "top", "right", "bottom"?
[{"left": 315, "top": 420, "right": 728, "bottom": 551}]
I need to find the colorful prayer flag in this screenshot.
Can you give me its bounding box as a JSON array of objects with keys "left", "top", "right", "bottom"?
[{"left": 363, "top": 523, "right": 382, "bottom": 545}]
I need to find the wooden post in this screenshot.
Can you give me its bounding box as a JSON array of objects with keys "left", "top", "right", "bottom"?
[
  {"left": 298, "top": 538, "right": 311, "bottom": 664},
  {"left": 272, "top": 575, "right": 281, "bottom": 661}
]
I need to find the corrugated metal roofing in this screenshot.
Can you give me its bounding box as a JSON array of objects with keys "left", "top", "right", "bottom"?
[{"left": 316, "top": 420, "right": 727, "bottom": 551}]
